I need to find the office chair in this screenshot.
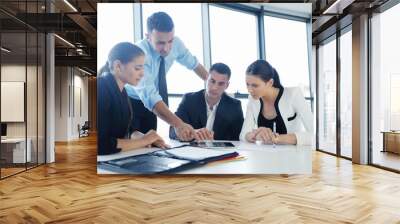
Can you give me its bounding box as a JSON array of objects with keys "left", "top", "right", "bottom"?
[{"left": 78, "top": 121, "right": 90, "bottom": 138}]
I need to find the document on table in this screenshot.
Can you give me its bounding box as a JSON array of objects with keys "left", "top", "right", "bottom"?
[{"left": 163, "top": 146, "right": 237, "bottom": 161}]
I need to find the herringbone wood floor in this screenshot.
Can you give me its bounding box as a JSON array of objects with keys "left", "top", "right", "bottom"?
[{"left": 1, "top": 134, "right": 400, "bottom": 224}]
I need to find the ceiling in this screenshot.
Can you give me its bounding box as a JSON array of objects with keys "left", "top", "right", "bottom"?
[
  {"left": 311, "top": 0, "right": 389, "bottom": 43},
  {"left": 1, "top": 0, "right": 98, "bottom": 73}
]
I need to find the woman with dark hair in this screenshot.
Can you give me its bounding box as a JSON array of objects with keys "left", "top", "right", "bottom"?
[
  {"left": 240, "top": 60, "right": 313, "bottom": 145},
  {"left": 98, "top": 42, "right": 168, "bottom": 155}
]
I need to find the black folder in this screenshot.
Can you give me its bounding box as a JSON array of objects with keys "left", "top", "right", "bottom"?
[{"left": 97, "top": 147, "right": 239, "bottom": 174}]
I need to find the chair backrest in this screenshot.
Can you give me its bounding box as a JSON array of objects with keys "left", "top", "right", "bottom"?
[{"left": 82, "top": 121, "right": 90, "bottom": 129}]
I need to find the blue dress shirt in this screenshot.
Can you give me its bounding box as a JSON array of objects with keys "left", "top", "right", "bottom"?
[{"left": 125, "top": 37, "right": 199, "bottom": 110}]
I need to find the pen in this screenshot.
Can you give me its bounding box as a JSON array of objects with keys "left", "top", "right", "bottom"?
[{"left": 273, "top": 121, "right": 276, "bottom": 148}]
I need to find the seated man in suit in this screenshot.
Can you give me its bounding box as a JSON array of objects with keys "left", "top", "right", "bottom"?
[{"left": 169, "top": 63, "right": 244, "bottom": 141}]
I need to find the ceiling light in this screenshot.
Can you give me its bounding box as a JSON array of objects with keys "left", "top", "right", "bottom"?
[
  {"left": 322, "top": 0, "right": 354, "bottom": 15},
  {"left": 54, "top": 34, "right": 75, "bottom": 48},
  {"left": 63, "top": 0, "right": 78, "bottom": 12},
  {"left": 1, "top": 47, "right": 11, "bottom": 53},
  {"left": 76, "top": 48, "right": 85, "bottom": 55},
  {"left": 78, "top": 67, "right": 93, "bottom": 76}
]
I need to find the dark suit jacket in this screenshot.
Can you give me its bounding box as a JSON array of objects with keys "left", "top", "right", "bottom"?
[
  {"left": 169, "top": 89, "right": 244, "bottom": 140},
  {"left": 97, "top": 73, "right": 133, "bottom": 155}
]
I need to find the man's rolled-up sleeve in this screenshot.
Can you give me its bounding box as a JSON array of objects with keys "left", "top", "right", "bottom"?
[{"left": 174, "top": 37, "right": 199, "bottom": 70}]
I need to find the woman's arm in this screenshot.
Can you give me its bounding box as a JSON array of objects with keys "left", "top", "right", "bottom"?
[
  {"left": 245, "top": 131, "right": 257, "bottom": 143},
  {"left": 231, "top": 101, "right": 244, "bottom": 141},
  {"left": 243, "top": 126, "right": 298, "bottom": 145},
  {"left": 240, "top": 97, "right": 257, "bottom": 141},
  {"left": 274, "top": 133, "right": 297, "bottom": 145},
  {"left": 116, "top": 138, "right": 150, "bottom": 152},
  {"left": 97, "top": 80, "right": 121, "bottom": 155},
  {"left": 253, "top": 128, "right": 297, "bottom": 145},
  {"left": 117, "top": 130, "right": 168, "bottom": 152},
  {"left": 292, "top": 88, "right": 314, "bottom": 145}
]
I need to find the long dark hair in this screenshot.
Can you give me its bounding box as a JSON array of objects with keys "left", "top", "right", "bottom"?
[
  {"left": 245, "top": 59, "right": 283, "bottom": 88},
  {"left": 98, "top": 42, "right": 144, "bottom": 76}
]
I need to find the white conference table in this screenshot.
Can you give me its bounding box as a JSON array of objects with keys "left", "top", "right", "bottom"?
[{"left": 97, "top": 140, "right": 313, "bottom": 174}]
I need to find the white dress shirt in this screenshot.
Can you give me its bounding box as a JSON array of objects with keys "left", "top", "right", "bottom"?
[{"left": 205, "top": 94, "right": 221, "bottom": 131}]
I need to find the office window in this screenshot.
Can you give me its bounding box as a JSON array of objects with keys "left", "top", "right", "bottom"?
[
  {"left": 340, "top": 29, "right": 352, "bottom": 158},
  {"left": 97, "top": 3, "right": 134, "bottom": 72},
  {"left": 390, "top": 75, "right": 400, "bottom": 129},
  {"left": 209, "top": 5, "right": 258, "bottom": 94},
  {"left": 27, "top": 31, "right": 39, "bottom": 169},
  {"left": 1, "top": 32, "right": 28, "bottom": 177},
  {"left": 1, "top": 1, "right": 46, "bottom": 179},
  {"left": 38, "top": 32, "right": 46, "bottom": 165},
  {"left": 312, "top": 46, "right": 317, "bottom": 135},
  {"left": 318, "top": 37, "right": 337, "bottom": 155},
  {"left": 371, "top": 3, "right": 400, "bottom": 171},
  {"left": 142, "top": 3, "right": 204, "bottom": 94},
  {"left": 264, "top": 16, "right": 310, "bottom": 97}
]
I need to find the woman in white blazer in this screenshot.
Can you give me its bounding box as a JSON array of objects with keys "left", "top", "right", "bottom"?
[{"left": 239, "top": 60, "right": 314, "bottom": 146}]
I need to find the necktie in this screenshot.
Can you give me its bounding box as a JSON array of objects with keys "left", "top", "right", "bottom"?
[{"left": 158, "top": 56, "right": 168, "bottom": 106}]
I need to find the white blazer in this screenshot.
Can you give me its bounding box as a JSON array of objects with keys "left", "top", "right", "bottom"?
[{"left": 239, "top": 87, "right": 314, "bottom": 146}]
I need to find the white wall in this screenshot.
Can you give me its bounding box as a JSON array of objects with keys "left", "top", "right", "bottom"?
[
  {"left": 54, "top": 67, "right": 89, "bottom": 141},
  {"left": 71, "top": 72, "right": 89, "bottom": 138},
  {"left": 55, "top": 66, "right": 69, "bottom": 141},
  {"left": 1, "top": 64, "right": 45, "bottom": 164},
  {"left": 1, "top": 65, "right": 26, "bottom": 140}
]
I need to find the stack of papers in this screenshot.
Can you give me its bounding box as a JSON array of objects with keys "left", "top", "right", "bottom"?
[{"left": 164, "top": 146, "right": 237, "bottom": 161}]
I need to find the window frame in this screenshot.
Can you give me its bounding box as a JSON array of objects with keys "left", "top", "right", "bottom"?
[
  {"left": 315, "top": 24, "right": 353, "bottom": 160},
  {"left": 133, "top": 3, "right": 313, "bottom": 102}
]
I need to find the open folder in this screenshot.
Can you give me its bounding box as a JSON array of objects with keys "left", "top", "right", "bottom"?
[{"left": 97, "top": 146, "right": 239, "bottom": 174}]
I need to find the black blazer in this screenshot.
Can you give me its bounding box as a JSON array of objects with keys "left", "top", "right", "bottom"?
[
  {"left": 169, "top": 89, "right": 244, "bottom": 140},
  {"left": 97, "top": 73, "right": 133, "bottom": 155}
]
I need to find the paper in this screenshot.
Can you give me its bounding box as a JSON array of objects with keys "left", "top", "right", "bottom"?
[{"left": 164, "top": 146, "right": 236, "bottom": 161}]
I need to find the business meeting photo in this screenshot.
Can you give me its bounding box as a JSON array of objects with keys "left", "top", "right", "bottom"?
[{"left": 96, "top": 3, "right": 314, "bottom": 174}]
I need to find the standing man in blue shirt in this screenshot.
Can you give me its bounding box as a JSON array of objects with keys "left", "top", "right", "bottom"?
[{"left": 125, "top": 12, "right": 209, "bottom": 141}]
